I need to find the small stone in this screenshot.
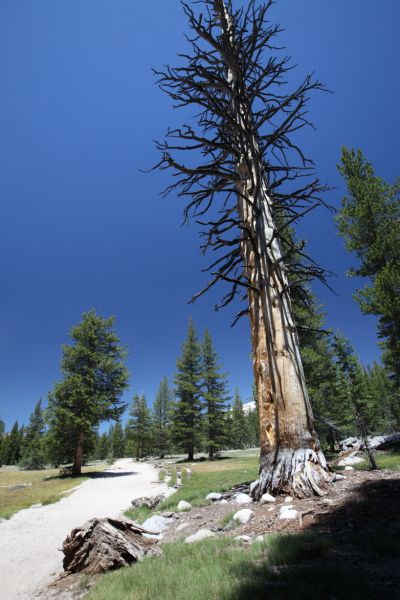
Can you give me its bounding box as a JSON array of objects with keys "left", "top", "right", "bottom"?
[
  {"left": 254, "top": 535, "right": 264, "bottom": 543},
  {"left": 206, "top": 492, "right": 222, "bottom": 501},
  {"left": 234, "top": 493, "right": 253, "bottom": 504},
  {"left": 344, "top": 466, "right": 354, "bottom": 471},
  {"left": 233, "top": 509, "right": 254, "bottom": 525},
  {"left": 177, "top": 500, "right": 192, "bottom": 512},
  {"left": 333, "top": 474, "right": 346, "bottom": 481},
  {"left": 141, "top": 515, "right": 172, "bottom": 534},
  {"left": 279, "top": 507, "right": 298, "bottom": 520},
  {"left": 219, "top": 499, "right": 229, "bottom": 505},
  {"left": 161, "top": 512, "right": 174, "bottom": 518},
  {"left": 234, "top": 535, "right": 252, "bottom": 542},
  {"left": 260, "top": 493, "right": 276, "bottom": 504},
  {"left": 284, "top": 497, "right": 293, "bottom": 503},
  {"left": 185, "top": 529, "right": 216, "bottom": 543},
  {"left": 176, "top": 522, "right": 190, "bottom": 532}
]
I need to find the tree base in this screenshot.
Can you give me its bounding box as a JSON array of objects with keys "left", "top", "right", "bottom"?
[{"left": 252, "top": 448, "right": 332, "bottom": 499}]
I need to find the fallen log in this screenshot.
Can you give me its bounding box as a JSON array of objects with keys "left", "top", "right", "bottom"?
[
  {"left": 62, "top": 517, "right": 160, "bottom": 574},
  {"left": 339, "top": 433, "right": 400, "bottom": 452}
]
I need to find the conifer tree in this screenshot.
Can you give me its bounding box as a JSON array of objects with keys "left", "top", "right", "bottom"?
[
  {"left": 0, "top": 419, "right": 5, "bottom": 467},
  {"left": 8, "top": 421, "right": 21, "bottom": 465},
  {"left": 47, "top": 310, "right": 129, "bottom": 475},
  {"left": 230, "top": 389, "right": 247, "bottom": 449},
  {"left": 127, "top": 394, "right": 152, "bottom": 459},
  {"left": 153, "top": 377, "right": 173, "bottom": 458},
  {"left": 172, "top": 320, "right": 203, "bottom": 460},
  {"left": 96, "top": 432, "right": 109, "bottom": 460},
  {"left": 111, "top": 421, "right": 125, "bottom": 458},
  {"left": 337, "top": 148, "right": 400, "bottom": 387},
  {"left": 201, "top": 330, "right": 229, "bottom": 458},
  {"left": 20, "top": 400, "right": 47, "bottom": 470}
]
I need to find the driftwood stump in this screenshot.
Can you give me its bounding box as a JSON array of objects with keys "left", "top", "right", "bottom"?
[{"left": 62, "top": 517, "right": 159, "bottom": 574}]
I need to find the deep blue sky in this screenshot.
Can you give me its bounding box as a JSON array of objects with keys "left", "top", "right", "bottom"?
[{"left": 1, "top": 1, "right": 399, "bottom": 430}]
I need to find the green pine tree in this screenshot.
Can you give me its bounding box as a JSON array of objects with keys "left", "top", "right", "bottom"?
[
  {"left": 127, "top": 394, "right": 152, "bottom": 459},
  {"left": 337, "top": 148, "right": 400, "bottom": 389},
  {"left": 111, "top": 421, "right": 125, "bottom": 458},
  {"left": 152, "top": 377, "right": 173, "bottom": 458},
  {"left": 47, "top": 309, "right": 129, "bottom": 475},
  {"left": 0, "top": 418, "right": 5, "bottom": 467},
  {"left": 96, "top": 432, "right": 109, "bottom": 460},
  {"left": 20, "top": 400, "right": 47, "bottom": 470},
  {"left": 230, "top": 389, "right": 247, "bottom": 449},
  {"left": 172, "top": 320, "right": 203, "bottom": 460},
  {"left": 201, "top": 330, "right": 229, "bottom": 459},
  {"left": 8, "top": 421, "right": 21, "bottom": 465}
]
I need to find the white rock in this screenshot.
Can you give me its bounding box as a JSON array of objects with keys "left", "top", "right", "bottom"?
[
  {"left": 284, "top": 497, "right": 293, "bottom": 503},
  {"left": 234, "top": 535, "right": 252, "bottom": 542},
  {"left": 234, "top": 493, "right": 253, "bottom": 504},
  {"left": 260, "top": 493, "right": 276, "bottom": 504},
  {"left": 344, "top": 466, "right": 354, "bottom": 471},
  {"left": 185, "top": 529, "right": 216, "bottom": 543},
  {"left": 279, "top": 507, "right": 298, "bottom": 520},
  {"left": 219, "top": 499, "right": 229, "bottom": 505},
  {"left": 233, "top": 509, "right": 254, "bottom": 525},
  {"left": 249, "top": 479, "right": 259, "bottom": 495},
  {"left": 254, "top": 535, "right": 264, "bottom": 543},
  {"left": 142, "top": 515, "right": 172, "bottom": 534},
  {"left": 206, "top": 492, "right": 222, "bottom": 501},
  {"left": 338, "top": 455, "right": 365, "bottom": 466},
  {"left": 177, "top": 500, "right": 192, "bottom": 512},
  {"left": 333, "top": 473, "right": 346, "bottom": 481},
  {"left": 176, "top": 522, "right": 190, "bottom": 532}
]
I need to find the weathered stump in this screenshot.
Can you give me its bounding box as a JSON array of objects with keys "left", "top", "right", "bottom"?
[{"left": 62, "top": 517, "right": 159, "bottom": 574}]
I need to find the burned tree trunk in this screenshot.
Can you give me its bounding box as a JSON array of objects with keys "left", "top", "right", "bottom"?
[
  {"left": 63, "top": 517, "right": 159, "bottom": 574},
  {"left": 153, "top": 0, "right": 332, "bottom": 497}
]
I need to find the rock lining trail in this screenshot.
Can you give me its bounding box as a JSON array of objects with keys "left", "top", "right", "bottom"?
[{"left": 0, "top": 459, "right": 171, "bottom": 600}]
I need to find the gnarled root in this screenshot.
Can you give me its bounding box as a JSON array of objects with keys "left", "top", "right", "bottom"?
[{"left": 252, "top": 448, "right": 332, "bottom": 500}]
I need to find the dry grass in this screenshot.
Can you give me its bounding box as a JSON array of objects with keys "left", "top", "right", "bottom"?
[{"left": 0, "top": 463, "right": 106, "bottom": 519}]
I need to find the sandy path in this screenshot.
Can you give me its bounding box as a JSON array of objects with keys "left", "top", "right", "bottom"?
[{"left": 0, "top": 459, "right": 171, "bottom": 600}]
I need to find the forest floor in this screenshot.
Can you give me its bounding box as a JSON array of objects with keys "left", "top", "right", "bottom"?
[
  {"left": 83, "top": 450, "right": 400, "bottom": 600},
  {"left": 0, "top": 459, "right": 172, "bottom": 600}
]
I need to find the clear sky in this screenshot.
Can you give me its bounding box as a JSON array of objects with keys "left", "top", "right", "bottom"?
[{"left": 0, "top": 1, "right": 399, "bottom": 430}]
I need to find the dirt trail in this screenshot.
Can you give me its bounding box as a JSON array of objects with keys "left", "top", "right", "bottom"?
[{"left": 0, "top": 459, "right": 170, "bottom": 600}]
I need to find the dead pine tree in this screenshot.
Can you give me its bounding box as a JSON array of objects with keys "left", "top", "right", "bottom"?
[{"left": 153, "top": 0, "right": 332, "bottom": 498}]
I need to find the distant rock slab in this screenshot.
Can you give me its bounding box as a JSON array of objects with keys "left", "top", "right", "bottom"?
[
  {"left": 206, "top": 492, "right": 222, "bottom": 501},
  {"left": 62, "top": 517, "right": 159, "bottom": 574}
]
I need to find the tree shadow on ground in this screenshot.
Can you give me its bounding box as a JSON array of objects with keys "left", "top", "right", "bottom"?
[
  {"left": 48, "top": 471, "right": 138, "bottom": 480},
  {"left": 227, "top": 477, "right": 400, "bottom": 600}
]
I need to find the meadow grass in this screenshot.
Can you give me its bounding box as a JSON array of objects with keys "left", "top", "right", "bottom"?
[
  {"left": 355, "top": 450, "right": 400, "bottom": 471},
  {"left": 0, "top": 463, "right": 106, "bottom": 519},
  {"left": 86, "top": 533, "right": 373, "bottom": 600},
  {"left": 125, "top": 455, "right": 258, "bottom": 522}
]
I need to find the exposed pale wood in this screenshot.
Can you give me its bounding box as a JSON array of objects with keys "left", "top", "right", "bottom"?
[{"left": 217, "top": 0, "right": 330, "bottom": 498}]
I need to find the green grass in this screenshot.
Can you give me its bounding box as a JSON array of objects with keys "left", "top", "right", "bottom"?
[
  {"left": 158, "top": 469, "right": 167, "bottom": 482},
  {"left": 125, "top": 456, "right": 258, "bottom": 522},
  {"left": 0, "top": 463, "right": 107, "bottom": 519},
  {"left": 87, "top": 533, "right": 374, "bottom": 600},
  {"left": 354, "top": 450, "right": 400, "bottom": 471},
  {"left": 168, "top": 467, "right": 177, "bottom": 487}
]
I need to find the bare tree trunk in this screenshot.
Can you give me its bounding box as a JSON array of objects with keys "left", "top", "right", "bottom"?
[
  {"left": 72, "top": 431, "right": 84, "bottom": 476},
  {"left": 188, "top": 443, "right": 194, "bottom": 461},
  {"left": 216, "top": 1, "right": 330, "bottom": 499}
]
